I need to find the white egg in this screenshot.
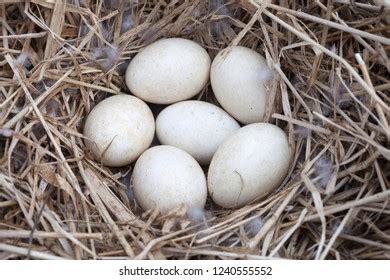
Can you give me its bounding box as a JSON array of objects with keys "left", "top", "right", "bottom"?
[
  {"left": 126, "top": 38, "right": 211, "bottom": 104},
  {"left": 211, "top": 46, "right": 272, "bottom": 124},
  {"left": 208, "top": 123, "right": 290, "bottom": 208},
  {"left": 132, "top": 145, "right": 207, "bottom": 214},
  {"left": 156, "top": 101, "right": 240, "bottom": 165},
  {"left": 83, "top": 95, "right": 155, "bottom": 167}
]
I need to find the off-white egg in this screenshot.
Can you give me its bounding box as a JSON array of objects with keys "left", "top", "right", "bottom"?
[
  {"left": 156, "top": 101, "right": 240, "bottom": 165},
  {"left": 208, "top": 123, "right": 290, "bottom": 208},
  {"left": 132, "top": 145, "right": 207, "bottom": 214},
  {"left": 126, "top": 38, "right": 211, "bottom": 104},
  {"left": 83, "top": 95, "right": 155, "bottom": 167},
  {"left": 210, "top": 46, "right": 272, "bottom": 124}
]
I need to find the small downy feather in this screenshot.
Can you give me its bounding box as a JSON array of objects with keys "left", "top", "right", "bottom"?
[
  {"left": 121, "top": 13, "right": 134, "bottom": 33},
  {"left": 187, "top": 207, "right": 213, "bottom": 238},
  {"left": 15, "top": 51, "right": 32, "bottom": 72},
  {"left": 91, "top": 46, "right": 120, "bottom": 72},
  {"left": 187, "top": 207, "right": 208, "bottom": 224},
  {"left": 209, "top": 0, "right": 232, "bottom": 39},
  {"left": 99, "top": 23, "right": 112, "bottom": 42},
  {"left": 314, "top": 155, "right": 334, "bottom": 190},
  {"left": 244, "top": 216, "right": 264, "bottom": 238},
  {"left": 0, "top": 128, "right": 14, "bottom": 138}
]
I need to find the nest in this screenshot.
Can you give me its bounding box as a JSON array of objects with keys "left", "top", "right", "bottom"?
[{"left": 1, "top": 0, "right": 389, "bottom": 260}]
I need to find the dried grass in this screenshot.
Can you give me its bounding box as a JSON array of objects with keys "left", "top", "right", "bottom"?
[{"left": 0, "top": 0, "right": 389, "bottom": 260}]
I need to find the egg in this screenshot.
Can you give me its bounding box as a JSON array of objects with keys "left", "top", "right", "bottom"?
[
  {"left": 210, "top": 46, "right": 272, "bottom": 124},
  {"left": 132, "top": 145, "right": 207, "bottom": 214},
  {"left": 208, "top": 123, "right": 290, "bottom": 208},
  {"left": 125, "top": 38, "right": 211, "bottom": 104},
  {"left": 156, "top": 101, "right": 240, "bottom": 165},
  {"left": 83, "top": 95, "right": 155, "bottom": 167}
]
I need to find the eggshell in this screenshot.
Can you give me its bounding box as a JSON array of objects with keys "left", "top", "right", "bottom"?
[
  {"left": 83, "top": 95, "right": 155, "bottom": 167},
  {"left": 208, "top": 123, "right": 290, "bottom": 208},
  {"left": 156, "top": 101, "right": 240, "bottom": 165},
  {"left": 210, "top": 46, "right": 271, "bottom": 124},
  {"left": 132, "top": 145, "right": 207, "bottom": 214},
  {"left": 126, "top": 38, "right": 211, "bottom": 104}
]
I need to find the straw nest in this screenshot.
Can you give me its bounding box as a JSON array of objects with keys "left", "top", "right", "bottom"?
[{"left": 1, "top": 0, "right": 389, "bottom": 260}]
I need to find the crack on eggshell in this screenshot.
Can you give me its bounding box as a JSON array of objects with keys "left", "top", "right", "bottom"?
[
  {"left": 233, "top": 170, "right": 244, "bottom": 208},
  {"left": 99, "top": 134, "right": 118, "bottom": 164}
]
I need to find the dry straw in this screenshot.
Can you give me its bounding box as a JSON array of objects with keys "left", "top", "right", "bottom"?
[{"left": 0, "top": 0, "right": 389, "bottom": 260}]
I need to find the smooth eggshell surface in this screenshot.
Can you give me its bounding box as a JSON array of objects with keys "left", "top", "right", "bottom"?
[
  {"left": 83, "top": 95, "right": 155, "bottom": 167},
  {"left": 211, "top": 46, "right": 271, "bottom": 124},
  {"left": 132, "top": 145, "right": 207, "bottom": 214},
  {"left": 208, "top": 123, "right": 290, "bottom": 208},
  {"left": 156, "top": 101, "right": 240, "bottom": 165},
  {"left": 126, "top": 38, "right": 211, "bottom": 104}
]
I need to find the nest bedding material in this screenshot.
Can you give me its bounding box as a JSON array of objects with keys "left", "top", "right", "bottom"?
[{"left": 0, "top": 0, "right": 390, "bottom": 260}]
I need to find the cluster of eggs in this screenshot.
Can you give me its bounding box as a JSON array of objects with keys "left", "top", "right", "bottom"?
[{"left": 83, "top": 38, "right": 291, "bottom": 213}]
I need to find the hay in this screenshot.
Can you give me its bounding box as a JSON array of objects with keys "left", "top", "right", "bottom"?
[{"left": 0, "top": 0, "right": 389, "bottom": 260}]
